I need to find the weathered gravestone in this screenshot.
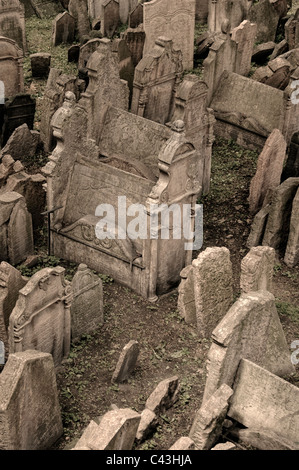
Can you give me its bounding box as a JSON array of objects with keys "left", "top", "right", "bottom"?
[
  {"left": 195, "top": 0, "right": 208, "bottom": 23},
  {"left": 231, "top": 20, "right": 257, "bottom": 77},
  {"left": 2, "top": 94, "right": 35, "bottom": 147},
  {"left": 192, "top": 247, "right": 233, "bottom": 338},
  {"left": 208, "top": 0, "right": 248, "bottom": 33},
  {"left": 100, "top": 0, "right": 120, "bottom": 38},
  {"left": 128, "top": 1, "right": 143, "bottom": 28},
  {"left": 8, "top": 267, "right": 72, "bottom": 367},
  {"left": 30, "top": 52, "right": 51, "bottom": 78},
  {"left": 1, "top": 123, "right": 39, "bottom": 163},
  {"left": 122, "top": 25, "right": 145, "bottom": 67},
  {"left": 228, "top": 359, "right": 299, "bottom": 448},
  {"left": 78, "top": 38, "right": 102, "bottom": 70},
  {"left": 73, "top": 408, "right": 141, "bottom": 450},
  {"left": 262, "top": 177, "right": 299, "bottom": 250},
  {"left": 282, "top": 131, "right": 299, "bottom": 181},
  {"left": 111, "top": 37, "right": 135, "bottom": 100},
  {"left": 189, "top": 384, "right": 233, "bottom": 450},
  {"left": 248, "top": 0, "right": 280, "bottom": 43},
  {"left": 29, "top": 0, "right": 63, "bottom": 18},
  {"left": 0, "top": 0, "right": 26, "bottom": 52},
  {"left": 170, "top": 74, "right": 215, "bottom": 195},
  {"left": 143, "top": 0, "right": 195, "bottom": 71},
  {"left": 285, "top": 9, "right": 299, "bottom": 50},
  {"left": 52, "top": 11, "right": 75, "bottom": 46},
  {"left": 145, "top": 376, "right": 179, "bottom": 414},
  {"left": 240, "top": 246, "right": 275, "bottom": 294},
  {"left": 0, "top": 262, "right": 26, "bottom": 356},
  {"left": 0, "top": 37, "right": 24, "bottom": 100},
  {"left": 202, "top": 291, "right": 295, "bottom": 404},
  {"left": 284, "top": 186, "right": 299, "bottom": 267},
  {"left": 131, "top": 37, "right": 183, "bottom": 125},
  {"left": 71, "top": 264, "right": 103, "bottom": 342},
  {"left": 0, "top": 350, "right": 63, "bottom": 450},
  {"left": 0, "top": 192, "right": 34, "bottom": 266},
  {"left": 249, "top": 129, "right": 287, "bottom": 215},
  {"left": 39, "top": 68, "right": 78, "bottom": 153},
  {"left": 68, "top": 0, "right": 90, "bottom": 41},
  {"left": 111, "top": 340, "right": 139, "bottom": 383}
]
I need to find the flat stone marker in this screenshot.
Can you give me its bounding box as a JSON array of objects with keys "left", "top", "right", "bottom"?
[{"left": 111, "top": 340, "right": 139, "bottom": 383}]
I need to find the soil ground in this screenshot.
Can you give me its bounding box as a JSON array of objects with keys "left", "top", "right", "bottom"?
[{"left": 11, "top": 6, "right": 299, "bottom": 450}]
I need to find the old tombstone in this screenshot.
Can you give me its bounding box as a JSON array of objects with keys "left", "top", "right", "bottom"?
[
  {"left": 128, "top": 1, "right": 143, "bottom": 28},
  {"left": 231, "top": 20, "right": 257, "bottom": 76},
  {"left": 68, "top": 44, "right": 80, "bottom": 63},
  {"left": 30, "top": 52, "right": 51, "bottom": 78},
  {"left": 111, "top": 340, "right": 139, "bottom": 383},
  {"left": 208, "top": 0, "right": 248, "bottom": 33},
  {"left": 0, "top": 262, "right": 26, "bottom": 356},
  {"left": 73, "top": 408, "right": 141, "bottom": 450},
  {"left": 247, "top": 204, "right": 271, "bottom": 248},
  {"left": 1, "top": 123, "right": 39, "bottom": 163},
  {"left": 29, "top": 0, "right": 63, "bottom": 18},
  {"left": 122, "top": 25, "right": 145, "bottom": 67},
  {"left": 240, "top": 246, "right": 276, "bottom": 294},
  {"left": 230, "top": 427, "right": 297, "bottom": 451},
  {"left": 131, "top": 37, "right": 183, "bottom": 125},
  {"left": 101, "top": 0, "right": 120, "bottom": 38},
  {"left": 0, "top": 0, "right": 26, "bottom": 53},
  {"left": 0, "top": 37, "right": 24, "bottom": 99},
  {"left": 111, "top": 37, "right": 135, "bottom": 99},
  {"left": 0, "top": 192, "right": 34, "bottom": 265},
  {"left": 262, "top": 177, "right": 299, "bottom": 250},
  {"left": 39, "top": 69, "right": 78, "bottom": 153},
  {"left": 170, "top": 74, "right": 215, "bottom": 195},
  {"left": 143, "top": 0, "right": 195, "bottom": 70},
  {"left": 282, "top": 132, "right": 299, "bottom": 181},
  {"left": 135, "top": 409, "right": 157, "bottom": 443},
  {"left": 52, "top": 11, "right": 75, "bottom": 46},
  {"left": 2, "top": 94, "right": 35, "bottom": 147},
  {"left": 202, "top": 291, "right": 295, "bottom": 404},
  {"left": 145, "top": 376, "right": 179, "bottom": 414},
  {"left": 71, "top": 264, "right": 103, "bottom": 342},
  {"left": 169, "top": 437, "right": 195, "bottom": 450},
  {"left": 189, "top": 384, "right": 233, "bottom": 450},
  {"left": 192, "top": 247, "right": 233, "bottom": 338},
  {"left": 285, "top": 8, "right": 299, "bottom": 50},
  {"left": 178, "top": 266, "right": 196, "bottom": 325},
  {"left": 68, "top": 0, "right": 90, "bottom": 41},
  {"left": 8, "top": 267, "right": 72, "bottom": 367},
  {"left": 210, "top": 71, "right": 290, "bottom": 151},
  {"left": 0, "top": 350, "right": 63, "bottom": 450},
  {"left": 78, "top": 38, "right": 102, "bottom": 70},
  {"left": 284, "top": 186, "right": 299, "bottom": 267},
  {"left": 195, "top": 0, "right": 208, "bottom": 23},
  {"left": 249, "top": 129, "right": 287, "bottom": 215},
  {"left": 227, "top": 359, "right": 299, "bottom": 448},
  {"left": 248, "top": 0, "right": 280, "bottom": 43}
]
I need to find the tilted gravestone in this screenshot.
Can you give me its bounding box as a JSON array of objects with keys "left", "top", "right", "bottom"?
[
  {"left": 101, "top": 0, "right": 120, "bottom": 38},
  {"left": 284, "top": 186, "right": 299, "bottom": 267},
  {"left": 111, "top": 340, "right": 139, "bottom": 383},
  {"left": 202, "top": 291, "right": 295, "bottom": 404},
  {"left": 9, "top": 267, "right": 72, "bottom": 367},
  {"left": 2, "top": 94, "right": 35, "bottom": 147},
  {"left": 228, "top": 359, "right": 299, "bottom": 448},
  {"left": 0, "top": 350, "right": 63, "bottom": 450},
  {"left": 71, "top": 264, "right": 103, "bottom": 342}
]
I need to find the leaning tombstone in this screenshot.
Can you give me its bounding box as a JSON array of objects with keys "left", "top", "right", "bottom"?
[
  {"left": 111, "top": 340, "right": 139, "bottom": 383},
  {"left": 52, "top": 11, "right": 75, "bottom": 46}
]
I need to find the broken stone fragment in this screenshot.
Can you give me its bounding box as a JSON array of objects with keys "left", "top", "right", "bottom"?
[{"left": 145, "top": 376, "right": 179, "bottom": 414}]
